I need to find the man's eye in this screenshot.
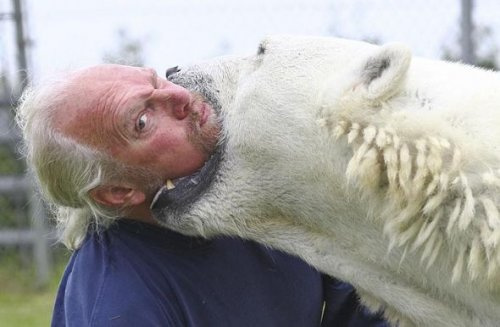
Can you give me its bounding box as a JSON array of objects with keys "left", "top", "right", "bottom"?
[{"left": 136, "top": 113, "right": 148, "bottom": 132}]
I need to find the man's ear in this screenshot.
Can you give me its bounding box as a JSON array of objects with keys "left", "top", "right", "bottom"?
[
  {"left": 89, "top": 185, "right": 146, "bottom": 208},
  {"left": 353, "top": 43, "right": 412, "bottom": 103}
]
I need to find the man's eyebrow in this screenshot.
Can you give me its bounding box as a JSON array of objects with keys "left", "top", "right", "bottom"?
[
  {"left": 138, "top": 67, "right": 158, "bottom": 86},
  {"left": 120, "top": 104, "right": 137, "bottom": 132},
  {"left": 120, "top": 95, "right": 146, "bottom": 131},
  {"left": 146, "top": 68, "right": 159, "bottom": 87}
]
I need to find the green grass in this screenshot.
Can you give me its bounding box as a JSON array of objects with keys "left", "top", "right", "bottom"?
[
  {"left": 0, "top": 290, "right": 56, "bottom": 327},
  {"left": 0, "top": 250, "right": 69, "bottom": 327}
]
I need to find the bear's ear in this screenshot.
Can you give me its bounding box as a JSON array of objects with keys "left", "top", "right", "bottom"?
[{"left": 354, "top": 43, "right": 412, "bottom": 103}]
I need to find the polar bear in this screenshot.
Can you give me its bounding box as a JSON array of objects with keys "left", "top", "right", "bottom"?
[{"left": 151, "top": 36, "right": 500, "bottom": 327}]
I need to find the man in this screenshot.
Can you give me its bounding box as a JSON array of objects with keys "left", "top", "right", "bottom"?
[{"left": 17, "top": 64, "right": 388, "bottom": 326}]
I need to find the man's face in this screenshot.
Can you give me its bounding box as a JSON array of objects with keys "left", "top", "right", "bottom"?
[{"left": 57, "top": 64, "right": 220, "bottom": 184}]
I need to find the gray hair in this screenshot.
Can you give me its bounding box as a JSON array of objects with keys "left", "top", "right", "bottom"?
[{"left": 16, "top": 75, "right": 159, "bottom": 250}]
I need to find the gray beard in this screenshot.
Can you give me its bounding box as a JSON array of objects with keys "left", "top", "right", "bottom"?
[
  {"left": 167, "top": 70, "right": 222, "bottom": 117},
  {"left": 168, "top": 69, "right": 222, "bottom": 157}
]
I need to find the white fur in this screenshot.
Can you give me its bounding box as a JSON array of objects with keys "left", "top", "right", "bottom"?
[{"left": 158, "top": 36, "right": 500, "bottom": 326}]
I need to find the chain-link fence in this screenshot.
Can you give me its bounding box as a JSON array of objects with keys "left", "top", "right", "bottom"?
[
  {"left": 2, "top": 0, "right": 498, "bottom": 80},
  {"left": 1, "top": 0, "right": 500, "bottom": 289}
]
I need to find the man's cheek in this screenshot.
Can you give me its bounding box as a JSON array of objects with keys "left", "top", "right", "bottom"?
[{"left": 153, "top": 131, "right": 186, "bottom": 151}]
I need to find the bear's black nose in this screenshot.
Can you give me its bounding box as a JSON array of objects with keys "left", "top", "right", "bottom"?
[{"left": 165, "top": 66, "right": 181, "bottom": 79}]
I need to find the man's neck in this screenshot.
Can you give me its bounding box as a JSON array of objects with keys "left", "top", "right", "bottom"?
[{"left": 124, "top": 203, "right": 160, "bottom": 226}]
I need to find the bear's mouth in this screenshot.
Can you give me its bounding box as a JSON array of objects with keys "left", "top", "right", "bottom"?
[{"left": 150, "top": 142, "right": 224, "bottom": 215}]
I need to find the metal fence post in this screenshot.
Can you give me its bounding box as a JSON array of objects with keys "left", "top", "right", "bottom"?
[
  {"left": 29, "top": 188, "right": 51, "bottom": 288},
  {"left": 460, "top": 0, "right": 476, "bottom": 65}
]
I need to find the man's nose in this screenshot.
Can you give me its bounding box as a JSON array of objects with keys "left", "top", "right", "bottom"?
[{"left": 160, "top": 81, "right": 191, "bottom": 120}]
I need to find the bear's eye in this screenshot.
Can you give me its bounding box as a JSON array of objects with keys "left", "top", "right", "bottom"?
[{"left": 257, "top": 42, "right": 266, "bottom": 55}]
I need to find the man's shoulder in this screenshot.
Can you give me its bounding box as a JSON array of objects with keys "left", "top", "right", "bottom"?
[
  {"left": 52, "top": 223, "right": 189, "bottom": 326},
  {"left": 65, "top": 221, "right": 191, "bottom": 297},
  {"left": 52, "top": 221, "right": 327, "bottom": 327}
]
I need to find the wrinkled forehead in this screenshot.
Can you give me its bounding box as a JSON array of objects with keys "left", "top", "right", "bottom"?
[
  {"left": 71, "top": 64, "right": 153, "bottom": 80},
  {"left": 61, "top": 64, "right": 153, "bottom": 109},
  {"left": 61, "top": 65, "right": 146, "bottom": 97},
  {"left": 51, "top": 65, "right": 152, "bottom": 142}
]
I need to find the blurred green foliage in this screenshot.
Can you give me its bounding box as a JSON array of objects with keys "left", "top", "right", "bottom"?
[
  {"left": 0, "top": 144, "right": 24, "bottom": 175},
  {"left": 0, "top": 107, "right": 29, "bottom": 228},
  {"left": 0, "top": 291, "right": 53, "bottom": 327},
  {"left": 0, "top": 141, "right": 28, "bottom": 228},
  {"left": 0, "top": 247, "right": 69, "bottom": 326},
  {"left": 0, "top": 195, "right": 26, "bottom": 228}
]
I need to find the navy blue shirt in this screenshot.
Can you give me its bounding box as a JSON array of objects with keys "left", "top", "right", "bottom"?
[{"left": 52, "top": 219, "right": 388, "bottom": 326}]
